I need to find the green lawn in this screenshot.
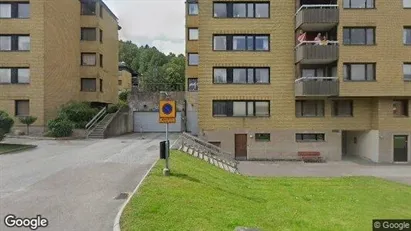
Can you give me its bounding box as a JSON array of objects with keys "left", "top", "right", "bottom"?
[
  {"left": 0, "top": 143, "right": 36, "bottom": 154},
  {"left": 121, "top": 151, "right": 411, "bottom": 231}
]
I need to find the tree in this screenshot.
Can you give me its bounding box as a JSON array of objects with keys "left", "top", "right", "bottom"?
[
  {"left": 18, "top": 116, "right": 37, "bottom": 135},
  {"left": 0, "top": 111, "right": 14, "bottom": 141}
]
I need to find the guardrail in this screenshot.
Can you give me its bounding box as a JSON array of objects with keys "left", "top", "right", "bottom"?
[
  {"left": 85, "top": 107, "right": 107, "bottom": 138},
  {"left": 295, "top": 40, "right": 339, "bottom": 49},
  {"left": 295, "top": 4, "right": 338, "bottom": 16},
  {"left": 295, "top": 77, "right": 339, "bottom": 82}
]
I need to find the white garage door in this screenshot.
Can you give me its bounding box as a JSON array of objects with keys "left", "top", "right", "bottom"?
[{"left": 133, "top": 112, "right": 182, "bottom": 133}]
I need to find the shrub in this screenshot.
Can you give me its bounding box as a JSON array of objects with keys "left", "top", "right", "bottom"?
[
  {"left": 59, "top": 102, "right": 99, "bottom": 128},
  {"left": 116, "top": 100, "right": 129, "bottom": 110},
  {"left": 107, "top": 104, "right": 119, "bottom": 113},
  {"left": 0, "top": 129, "right": 4, "bottom": 142},
  {"left": 119, "top": 90, "right": 130, "bottom": 102},
  {"left": 0, "top": 110, "right": 14, "bottom": 135},
  {"left": 18, "top": 116, "right": 37, "bottom": 135},
  {"left": 47, "top": 118, "right": 73, "bottom": 137}
]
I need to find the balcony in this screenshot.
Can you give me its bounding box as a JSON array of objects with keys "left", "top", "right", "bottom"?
[
  {"left": 295, "top": 77, "right": 339, "bottom": 97},
  {"left": 295, "top": 41, "right": 339, "bottom": 64},
  {"left": 295, "top": 4, "right": 339, "bottom": 31}
]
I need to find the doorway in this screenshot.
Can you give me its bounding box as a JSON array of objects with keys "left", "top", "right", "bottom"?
[
  {"left": 235, "top": 134, "right": 247, "bottom": 160},
  {"left": 393, "top": 135, "right": 408, "bottom": 162}
]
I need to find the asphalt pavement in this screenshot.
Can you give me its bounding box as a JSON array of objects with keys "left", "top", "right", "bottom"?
[{"left": 0, "top": 133, "right": 177, "bottom": 231}]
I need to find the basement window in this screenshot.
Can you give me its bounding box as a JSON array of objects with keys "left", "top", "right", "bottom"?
[{"left": 255, "top": 133, "right": 270, "bottom": 142}]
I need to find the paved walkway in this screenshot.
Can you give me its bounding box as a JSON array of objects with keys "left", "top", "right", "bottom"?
[
  {"left": 238, "top": 157, "right": 411, "bottom": 186},
  {"left": 0, "top": 133, "right": 178, "bottom": 231}
]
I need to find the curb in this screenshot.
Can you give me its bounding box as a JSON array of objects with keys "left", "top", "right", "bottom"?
[
  {"left": 0, "top": 144, "right": 37, "bottom": 155},
  {"left": 113, "top": 159, "right": 158, "bottom": 231},
  {"left": 5, "top": 135, "right": 86, "bottom": 141}
]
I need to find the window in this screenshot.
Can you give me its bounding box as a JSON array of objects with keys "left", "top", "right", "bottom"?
[
  {"left": 188, "top": 3, "right": 198, "bottom": 15},
  {"left": 213, "top": 35, "right": 269, "bottom": 51},
  {"left": 296, "top": 100, "right": 324, "bottom": 117},
  {"left": 213, "top": 67, "right": 269, "bottom": 84},
  {"left": 81, "top": 53, "right": 96, "bottom": 66},
  {"left": 405, "top": 0, "right": 411, "bottom": 8},
  {"left": 99, "top": 3, "right": 103, "bottom": 18},
  {"left": 213, "top": 2, "right": 269, "bottom": 18},
  {"left": 296, "top": 133, "right": 325, "bottom": 142},
  {"left": 343, "top": 27, "right": 375, "bottom": 45},
  {"left": 99, "top": 29, "right": 103, "bottom": 43},
  {"left": 343, "top": 63, "right": 375, "bottom": 81},
  {"left": 81, "top": 78, "right": 96, "bottom": 92},
  {"left": 118, "top": 80, "right": 122, "bottom": 86},
  {"left": 302, "top": 68, "right": 324, "bottom": 77},
  {"left": 188, "top": 78, "right": 198, "bottom": 92},
  {"left": 99, "top": 54, "right": 103, "bottom": 67},
  {"left": 404, "top": 27, "right": 411, "bottom": 45},
  {"left": 0, "top": 35, "right": 30, "bottom": 51},
  {"left": 81, "top": 28, "right": 96, "bottom": 41},
  {"left": 81, "top": 1, "right": 96, "bottom": 15},
  {"left": 255, "top": 133, "right": 270, "bottom": 142},
  {"left": 100, "top": 79, "right": 103, "bottom": 92},
  {"left": 0, "top": 3, "right": 29, "bottom": 18},
  {"left": 343, "top": 0, "right": 374, "bottom": 8},
  {"left": 393, "top": 100, "right": 409, "bottom": 117},
  {"left": 15, "top": 100, "right": 29, "bottom": 116},
  {"left": 212, "top": 100, "right": 270, "bottom": 117},
  {"left": 188, "top": 28, "right": 199, "bottom": 40},
  {"left": 404, "top": 63, "right": 411, "bottom": 81},
  {"left": 332, "top": 100, "right": 353, "bottom": 117},
  {"left": 188, "top": 53, "right": 199, "bottom": 66}
]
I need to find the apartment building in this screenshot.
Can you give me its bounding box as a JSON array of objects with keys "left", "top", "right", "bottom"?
[
  {"left": 185, "top": 0, "right": 411, "bottom": 163},
  {"left": 0, "top": 0, "right": 120, "bottom": 132},
  {"left": 118, "top": 62, "right": 138, "bottom": 92}
]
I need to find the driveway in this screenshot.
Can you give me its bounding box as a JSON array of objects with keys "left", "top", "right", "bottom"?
[
  {"left": 0, "top": 133, "right": 178, "bottom": 231},
  {"left": 238, "top": 157, "right": 411, "bottom": 186}
]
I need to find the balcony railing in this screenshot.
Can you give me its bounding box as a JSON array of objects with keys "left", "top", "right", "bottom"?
[
  {"left": 295, "top": 41, "right": 339, "bottom": 64},
  {"left": 295, "top": 77, "right": 339, "bottom": 96},
  {"left": 295, "top": 4, "right": 339, "bottom": 31}
]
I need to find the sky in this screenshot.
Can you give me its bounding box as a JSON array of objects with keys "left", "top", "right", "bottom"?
[{"left": 104, "top": 0, "right": 186, "bottom": 55}]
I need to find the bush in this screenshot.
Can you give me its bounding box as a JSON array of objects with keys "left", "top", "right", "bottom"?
[
  {"left": 0, "top": 110, "right": 14, "bottom": 135},
  {"left": 119, "top": 90, "right": 130, "bottom": 102},
  {"left": 18, "top": 116, "right": 37, "bottom": 135},
  {"left": 0, "top": 129, "right": 4, "bottom": 142},
  {"left": 47, "top": 118, "right": 73, "bottom": 137},
  {"left": 117, "top": 100, "right": 129, "bottom": 110},
  {"left": 107, "top": 104, "right": 119, "bottom": 113},
  {"left": 59, "top": 102, "right": 99, "bottom": 128}
]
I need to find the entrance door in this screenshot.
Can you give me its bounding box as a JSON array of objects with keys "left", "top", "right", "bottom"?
[
  {"left": 235, "top": 134, "right": 248, "bottom": 160},
  {"left": 394, "top": 135, "right": 408, "bottom": 162}
]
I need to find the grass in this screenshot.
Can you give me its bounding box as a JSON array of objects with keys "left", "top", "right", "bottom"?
[
  {"left": 121, "top": 151, "right": 411, "bottom": 231},
  {"left": 0, "top": 143, "right": 37, "bottom": 154}
]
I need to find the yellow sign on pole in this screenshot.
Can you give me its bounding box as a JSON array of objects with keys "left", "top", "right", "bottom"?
[{"left": 159, "top": 100, "right": 176, "bottom": 123}]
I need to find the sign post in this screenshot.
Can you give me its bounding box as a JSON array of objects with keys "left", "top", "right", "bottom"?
[{"left": 159, "top": 100, "right": 176, "bottom": 176}]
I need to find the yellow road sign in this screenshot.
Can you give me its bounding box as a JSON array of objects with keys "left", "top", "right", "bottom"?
[
  {"left": 159, "top": 117, "right": 176, "bottom": 124},
  {"left": 159, "top": 100, "right": 176, "bottom": 118}
]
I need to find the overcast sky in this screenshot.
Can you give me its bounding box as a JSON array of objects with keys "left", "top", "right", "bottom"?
[{"left": 104, "top": 0, "right": 185, "bottom": 55}]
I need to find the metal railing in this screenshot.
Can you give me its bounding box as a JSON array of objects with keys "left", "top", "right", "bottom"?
[
  {"left": 295, "top": 4, "right": 338, "bottom": 15},
  {"left": 85, "top": 107, "right": 107, "bottom": 138},
  {"left": 295, "top": 40, "right": 339, "bottom": 49},
  {"left": 295, "top": 77, "right": 339, "bottom": 82}
]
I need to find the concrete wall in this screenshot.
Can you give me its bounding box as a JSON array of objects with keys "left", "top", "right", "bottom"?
[
  {"left": 129, "top": 91, "right": 185, "bottom": 112},
  {"left": 346, "top": 130, "right": 379, "bottom": 162},
  {"left": 104, "top": 108, "right": 132, "bottom": 138},
  {"left": 379, "top": 130, "right": 411, "bottom": 163},
  {"left": 202, "top": 129, "right": 342, "bottom": 161}
]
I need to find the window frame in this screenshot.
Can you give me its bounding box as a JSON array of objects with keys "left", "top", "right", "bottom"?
[
  {"left": 332, "top": 100, "right": 354, "bottom": 117},
  {"left": 99, "top": 3, "right": 103, "bottom": 18},
  {"left": 255, "top": 133, "right": 270, "bottom": 142},
  {"left": 80, "top": 27, "right": 97, "bottom": 41},
  {"left": 188, "top": 78, "right": 198, "bottom": 92},
  {"left": 99, "top": 29, "right": 103, "bottom": 43},
  {"left": 212, "top": 34, "right": 270, "bottom": 51},
  {"left": 343, "top": 27, "right": 375, "bottom": 45},
  {"left": 0, "top": 2, "right": 30, "bottom": 19},
  {"left": 213, "top": 2, "right": 270, "bottom": 18},
  {"left": 80, "top": 78, "right": 97, "bottom": 92},
  {"left": 188, "top": 53, "right": 199, "bottom": 66},
  {"left": 187, "top": 3, "right": 199, "bottom": 16},
  {"left": 343, "top": 0, "right": 375, "bottom": 9},
  {"left": 295, "top": 100, "right": 325, "bottom": 117},
  {"left": 15, "top": 100, "right": 30, "bottom": 117},
  {"left": 404, "top": 63, "right": 411, "bottom": 81},
  {"left": 393, "top": 100, "right": 409, "bottom": 117},
  {"left": 343, "top": 63, "right": 376, "bottom": 81},
  {"left": 212, "top": 67, "right": 270, "bottom": 84},
  {"left": 80, "top": 0, "right": 96, "bottom": 15},
  {"left": 100, "top": 79, "right": 103, "bottom": 92},
  {"left": 212, "top": 100, "right": 270, "bottom": 117},
  {"left": 0, "top": 68, "right": 28, "bottom": 84},
  {"left": 0, "top": 34, "right": 30, "bottom": 51},
  {"left": 296, "top": 133, "right": 325, "bottom": 142},
  {"left": 404, "top": 27, "right": 411, "bottom": 45},
  {"left": 188, "top": 28, "right": 199, "bottom": 41},
  {"left": 99, "top": 54, "right": 103, "bottom": 67},
  {"left": 404, "top": 0, "right": 411, "bottom": 8},
  {"left": 81, "top": 52, "right": 97, "bottom": 66}
]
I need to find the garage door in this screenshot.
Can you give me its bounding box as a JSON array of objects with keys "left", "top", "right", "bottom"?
[{"left": 133, "top": 112, "right": 182, "bottom": 133}]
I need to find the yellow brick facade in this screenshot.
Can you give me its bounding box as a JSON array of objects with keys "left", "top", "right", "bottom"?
[
  {"left": 118, "top": 70, "right": 132, "bottom": 92},
  {"left": 0, "top": 0, "right": 119, "bottom": 129},
  {"left": 185, "top": 0, "right": 411, "bottom": 163}
]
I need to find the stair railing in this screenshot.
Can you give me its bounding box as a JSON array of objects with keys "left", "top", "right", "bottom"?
[{"left": 85, "top": 107, "right": 107, "bottom": 138}]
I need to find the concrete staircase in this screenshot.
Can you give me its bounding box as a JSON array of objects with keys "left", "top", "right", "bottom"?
[{"left": 88, "top": 113, "right": 115, "bottom": 139}]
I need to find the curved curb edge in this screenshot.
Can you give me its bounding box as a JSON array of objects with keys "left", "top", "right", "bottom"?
[{"left": 113, "top": 159, "right": 158, "bottom": 231}]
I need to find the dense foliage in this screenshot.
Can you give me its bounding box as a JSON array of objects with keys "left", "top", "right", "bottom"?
[
  {"left": 119, "top": 41, "right": 185, "bottom": 91},
  {"left": 0, "top": 111, "right": 14, "bottom": 141},
  {"left": 47, "top": 117, "right": 73, "bottom": 138},
  {"left": 58, "top": 102, "right": 99, "bottom": 129}
]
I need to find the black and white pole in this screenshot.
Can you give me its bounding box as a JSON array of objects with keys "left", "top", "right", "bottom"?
[{"left": 163, "top": 122, "right": 170, "bottom": 176}]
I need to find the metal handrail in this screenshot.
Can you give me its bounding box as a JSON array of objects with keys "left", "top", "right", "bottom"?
[
  {"left": 295, "top": 77, "right": 339, "bottom": 82},
  {"left": 85, "top": 107, "right": 106, "bottom": 130},
  {"left": 295, "top": 40, "right": 339, "bottom": 49},
  {"left": 295, "top": 4, "right": 338, "bottom": 15}
]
